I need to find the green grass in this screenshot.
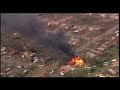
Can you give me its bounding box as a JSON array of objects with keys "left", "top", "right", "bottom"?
[
  {"left": 103, "top": 45, "right": 119, "bottom": 59},
  {"left": 65, "top": 66, "right": 90, "bottom": 77}
]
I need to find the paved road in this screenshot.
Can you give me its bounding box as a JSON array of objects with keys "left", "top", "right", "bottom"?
[{"left": 76, "top": 24, "right": 119, "bottom": 53}]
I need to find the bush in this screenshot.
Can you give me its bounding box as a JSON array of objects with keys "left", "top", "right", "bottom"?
[{"left": 90, "top": 67, "right": 96, "bottom": 72}]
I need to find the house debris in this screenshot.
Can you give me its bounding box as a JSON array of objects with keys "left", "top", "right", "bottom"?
[
  {"left": 109, "top": 14, "right": 119, "bottom": 20},
  {"left": 22, "top": 51, "right": 36, "bottom": 60},
  {"left": 69, "top": 37, "right": 79, "bottom": 45},
  {"left": 38, "top": 65, "right": 45, "bottom": 67},
  {"left": 8, "top": 55, "right": 12, "bottom": 58},
  {"left": 96, "top": 73, "right": 105, "bottom": 77},
  {"left": 44, "top": 72, "right": 49, "bottom": 77},
  {"left": 73, "top": 30, "right": 79, "bottom": 33},
  {"left": 16, "top": 66, "right": 22, "bottom": 68},
  {"left": 89, "top": 13, "right": 93, "bottom": 16},
  {"left": 111, "top": 60, "right": 119, "bottom": 67},
  {"left": 1, "top": 47, "right": 6, "bottom": 52},
  {"left": 78, "top": 26, "right": 86, "bottom": 31},
  {"left": 89, "top": 26, "right": 101, "bottom": 32},
  {"left": 23, "top": 69, "right": 29, "bottom": 74},
  {"left": 101, "top": 44, "right": 108, "bottom": 48},
  {"left": 85, "top": 65, "right": 91, "bottom": 69},
  {"left": 32, "top": 57, "right": 39, "bottom": 62},
  {"left": 12, "top": 32, "right": 21, "bottom": 39},
  {"left": 108, "top": 69, "right": 117, "bottom": 75},
  {"left": 111, "top": 35, "right": 119, "bottom": 44},
  {"left": 112, "top": 59, "right": 117, "bottom": 62},
  {"left": 59, "top": 65, "right": 75, "bottom": 75},
  {"left": 112, "top": 66, "right": 119, "bottom": 74},
  {"left": 5, "top": 68, "right": 11, "bottom": 72},
  {"left": 87, "top": 52, "right": 96, "bottom": 58},
  {"left": 91, "top": 49, "right": 101, "bottom": 55},
  {"left": 5, "top": 47, "right": 18, "bottom": 55},
  {"left": 1, "top": 47, "right": 6, "bottom": 54},
  {"left": 48, "top": 21, "right": 59, "bottom": 26},
  {"left": 114, "top": 30, "right": 119, "bottom": 34},
  {"left": 114, "top": 30, "right": 119, "bottom": 36},
  {"left": 100, "top": 14, "right": 107, "bottom": 18},
  {"left": 49, "top": 69, "right": 54, "bottom": 74},
  {"left": 69, "top": 25, "right": 77, "bottom": 30},
  {"left": 96, "top": 47, "right": 105, "bottom": 51},
  {"left": 103, "top": 62, "right": 109, "bottom": 66}
]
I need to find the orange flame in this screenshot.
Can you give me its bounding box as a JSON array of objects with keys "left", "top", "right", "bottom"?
[{"left": 68, "top": 57, "right": 84, "bottom": 66}]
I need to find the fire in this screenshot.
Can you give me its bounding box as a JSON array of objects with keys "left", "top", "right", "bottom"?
[{"left": 68, "top": 57, "right": 84, "bottom": 66}]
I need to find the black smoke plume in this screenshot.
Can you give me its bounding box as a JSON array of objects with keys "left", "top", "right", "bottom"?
[{"left": 1, "top": 14, "right": 75, "bottom": 58}]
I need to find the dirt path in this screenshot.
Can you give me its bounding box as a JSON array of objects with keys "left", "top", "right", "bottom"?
[{"left": 75, "top": 24, "right": 119, "bottom": 53}]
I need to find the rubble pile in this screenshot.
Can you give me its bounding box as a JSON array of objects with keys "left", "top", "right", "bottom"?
[
  {"left": 1, "top": 47, "right": 6, "bottom": 54},
  {"left": 89, "top": 26, "right": 101, "bottom": 32},
  {"left": 69, "top": 37, "right": 79, "bottom": 45},
  {"left": 12, "top": 33, "right": 21, "bottom": 39},
  {"left": 111, "top": 30, "right": 119, "bottom": 44},
  {"left": 59, "top": 65, "right": 75, "bottom": 75},
  {"left": 22, "top": 50, "right": 36, "bottom": 60}
]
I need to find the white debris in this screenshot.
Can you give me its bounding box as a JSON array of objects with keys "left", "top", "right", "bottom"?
[
  {"left": 98, "top": 74, "right": 105, "bottom": 77},
  {"left": 116, "top": 33, "right": 119, "bottom": 36},
  {"left": 85, "top": 66, "right": 91, "bottom": 69},
  {"left": 93, "top": 65, "right": 96, "bottom": 67},
  {"left": 1, "top": 47, "right": 6, "bottom": 54},
  {"left": 1, "top": 51, "right": 6, "bottom": 54},
  {"left": 89, "top": 13, "right": 93, "bottom": 16},
  {"left": 1, "top": 47, "right": 6, "bottom": 52},
  {"left": 13, "top": 33, "right": 19, "bottom": 36},
  {"left": 16, "top": 66, "right": 22, "bottom": 68},
  {"left": 8, "top": 55, "right": 12, "bottom": 58},
  {"left": 115, "top": 31, "right": 119, "bottom": 33},
  {"left": 112, "top": 59, "right": 117, "bottom": 62},
  {"left": 5, "top": 68, "right": 11, "bottom": 72},
  {"left": 1, "top": 73, "right": 3, "bottom": 75},
  {"left": 60, "top": 72, "right": 64, "bottom": 75},
  {"left": 33, "top": 57, "right": 39, "bottom": 62},
  {"left": 86, "top": 67, "right": 91, "bottom": 69},
  {"left": 100, "top": 14, "right": 107, "bottom": 17},
  {"left": 21, "top": 55, "right": 25, "bottom": 58},
  {"left": 50, "top": 69, "right": 54, "bottom": 73},
  {"left": 73, "top": 30, "right": 79, "bottom": 33},
  {"left": 72, "top": 42, "right": 76, "bottom": 45},
  {"left": 38, "top": 64, "right": 45, "bottom": 67},
  {"left": 103, "top": 62, "right": 109, "bottom": 66},
  {"left": 23, "top": 70, "right": 28, "bottom": 74}
]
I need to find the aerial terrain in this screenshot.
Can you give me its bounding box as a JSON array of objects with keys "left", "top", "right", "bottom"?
[{"left": 1, "top": 13, "right": 119, "bottom": 77}]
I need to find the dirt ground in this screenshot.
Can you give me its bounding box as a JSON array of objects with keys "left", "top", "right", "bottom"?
[{"left": 1, "top": 13, "right": 119, "bottom": 77}]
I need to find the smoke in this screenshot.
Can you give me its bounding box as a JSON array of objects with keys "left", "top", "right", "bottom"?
[{"left": 1, "top": 13, "right": 75, "bottom": 58}]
